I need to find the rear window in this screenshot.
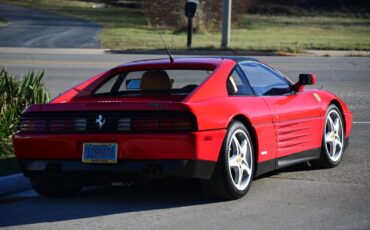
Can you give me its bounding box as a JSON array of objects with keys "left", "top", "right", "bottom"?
[{"left": 95, "top": 69, "right": 213, "bottom": 96}]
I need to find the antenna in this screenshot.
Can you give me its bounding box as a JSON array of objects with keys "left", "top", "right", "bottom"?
[{"left": 154, "top": 24, "right": 174, "bottom": 63}]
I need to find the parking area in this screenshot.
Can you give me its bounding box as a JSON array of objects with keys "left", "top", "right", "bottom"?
[{"left": 0, "top": 50, "right": 369, "bottom": 229}]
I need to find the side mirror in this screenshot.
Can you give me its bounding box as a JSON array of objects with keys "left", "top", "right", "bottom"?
[
  {"left": 299, "top": 74, "right": 316, "bottom": 85},
  {"left": 293, "top": 73, "right": 316, "bottom": 92}
]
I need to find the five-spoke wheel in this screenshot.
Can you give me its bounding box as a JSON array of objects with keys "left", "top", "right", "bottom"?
[
  {"left": 315, "top": 104, "right": 345, "bottom": 168},
  {"left": 201, "top": 121, "right": 255, "bottom": 200},
  {"left": 324, "top": 108, "right": 344, "bottom": 162},
  {"left": 228, "top": 129, "right": 253, "bottom": 191}
]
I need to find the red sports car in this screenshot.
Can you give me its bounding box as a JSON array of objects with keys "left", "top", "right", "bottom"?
[{"left": 13, "top": 57, "right": 352, "bottom": 200}]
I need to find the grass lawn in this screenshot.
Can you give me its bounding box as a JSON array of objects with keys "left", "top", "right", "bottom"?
[
  {"left": 0, "top": 0, "right": 369, "bottom": 51},
  {"left": 0, "top": 18, "right": 7, "bottom": 27},
  {"left": 0, "top": 156, "right": 20, "bottom": 176}
]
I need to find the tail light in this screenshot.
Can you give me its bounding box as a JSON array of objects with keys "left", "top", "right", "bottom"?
[
  {"left": 49, "top": 119, "right": 73, "bottom": 132},
  {"left": 132, "top": 115, "right": 196, "bottom": 132},
  {"left": 16, "top": 112, "right": 196, "bottom": 133},
  {"left": 17, "top": 118, "right": 47, "bottom": 132},
  {"left": 17, "top": 118, "right": 75, "bottom": 132}
]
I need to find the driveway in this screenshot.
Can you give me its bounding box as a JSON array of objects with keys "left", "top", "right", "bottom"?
[{"left": 0, "top": 3, "right": 101, "bottom": 48}]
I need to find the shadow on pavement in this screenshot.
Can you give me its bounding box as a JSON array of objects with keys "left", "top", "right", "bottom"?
[
  {"left": 255, "top": 162, "right": 321, "bottom": 180},
  {"left": 0, "top": 180, "right": 215, "bottom": 227},
  {"left": 0, "top": 162, "right": 327, "bottom": 227},
  {"left": 0, "top": 160, "right": 339, "bottom": 227}
]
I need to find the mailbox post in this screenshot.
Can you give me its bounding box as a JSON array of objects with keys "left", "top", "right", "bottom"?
[{"left": 185, "top": 0, "right": 198, "bottom": 49}]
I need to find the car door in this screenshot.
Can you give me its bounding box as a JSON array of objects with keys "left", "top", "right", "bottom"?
[
  {"left": 239, "top": 61, "right": 322, "bottom": 163},
  {"left": 226, "top": 66, "right": 277, "bottom": 169}
]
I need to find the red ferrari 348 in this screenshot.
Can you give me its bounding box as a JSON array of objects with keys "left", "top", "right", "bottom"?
[{"left": 13, "top": 57, "right": 352, "bottom": 200}]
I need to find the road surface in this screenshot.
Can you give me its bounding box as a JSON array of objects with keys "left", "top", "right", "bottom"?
[
  {"left": 0, "top": 3, "right": 100, "bottom": 48},
  {"left": 0, "top": 48, "right": 369, "bottom": 229}
]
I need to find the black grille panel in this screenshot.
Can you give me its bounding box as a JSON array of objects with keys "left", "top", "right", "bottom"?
[{"left": 17, "top": 111, "right": 196, "bottom": 134}]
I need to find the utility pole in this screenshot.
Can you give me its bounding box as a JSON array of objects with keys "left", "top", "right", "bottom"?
[{"left": 221, "top": 0, "right": 231, "bottom": 48}]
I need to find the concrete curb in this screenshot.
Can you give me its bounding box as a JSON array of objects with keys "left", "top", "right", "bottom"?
[
  {"left": 106, "top": 49, "right": 281, "bottom": 56},
  {"left": 306, "top": 50, "right": 370, "bottom": 57},
  {"left": 1, "top": 47, "right": 368, "bottom": 57},
  {"left": 106, "top": 49, "right": 370, "bottom": 57},
  {"left": 0, "top": 173, "right": 31, "bottom": 196}
]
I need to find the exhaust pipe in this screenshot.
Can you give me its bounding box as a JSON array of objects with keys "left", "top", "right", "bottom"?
[
  {"left": 45, "top": 163, "right": 61, "bottom": 174},
  {"left": 143, "top": 166, "right": 151, "bottom": 176},
  {"left": 143, "top": 166, "right": 161, "bottom": 177},
  {"left": 150, "top": 167, "right": 160, "bottom": 176}
]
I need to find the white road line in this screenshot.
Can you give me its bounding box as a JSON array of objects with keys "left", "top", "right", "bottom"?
[{"left": 353, "top": 121, "right": 370, "bottom": 124}]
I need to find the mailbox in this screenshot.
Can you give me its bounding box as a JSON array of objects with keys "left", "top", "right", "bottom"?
[{"left": 185, "top": 0, "right": 198, "bottom": 18}]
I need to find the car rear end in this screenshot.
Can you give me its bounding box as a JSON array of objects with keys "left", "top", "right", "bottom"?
[
  {"left": 14, "top": 104, "right": 224, "bottom": 181},
  {"left": 12, "top": 58, "right": 229, "bottom": 187}
]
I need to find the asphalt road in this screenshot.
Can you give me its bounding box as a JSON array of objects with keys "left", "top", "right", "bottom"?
[
  {"left": 0, "top": 3, "right": 100, "bottom": 48},
  {"left": 0, "top": 48, "right": 369, "bottom": 229}
]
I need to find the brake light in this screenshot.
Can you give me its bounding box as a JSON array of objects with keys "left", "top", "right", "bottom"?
[
  {"left": 17, "top": 118, "right": 47, "bottom": 132},
  {"left": 17, "top": 118, "right": 75, "bottom": 132},
  {"left": 132, "top": 116, "right": 195, "bottom": 132},
  {"left": 17, "top": 112, "right": 196, "bottom": 133}
]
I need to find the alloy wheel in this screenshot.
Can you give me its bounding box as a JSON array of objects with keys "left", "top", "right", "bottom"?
[
  {"left": 324, "top": 109, "right": 344, "bottom": 162},
  {"left": 228, "top": 129, "right": 253, "bottom": 191}
]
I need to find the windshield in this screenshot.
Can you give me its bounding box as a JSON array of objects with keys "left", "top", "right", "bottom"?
[{"left": 94, "top": 69, "right": 213, "bottom": 96}]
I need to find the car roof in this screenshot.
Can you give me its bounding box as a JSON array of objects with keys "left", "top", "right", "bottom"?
[
  {"left": 120, "top": 57, "right": 260, "bottom": 68},
  {"left": 218, "top": 56, "right": 260, "bottom": 63}
]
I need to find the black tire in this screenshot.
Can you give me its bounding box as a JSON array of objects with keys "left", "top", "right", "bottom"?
[
  {"left": 30, "top": 174, "right": 82, "bottom": 197},
  {"left": 313, "top": 104, "right": 345, "bottom": 168},
  {"left": 201, "top": 121, "right": 255, "bottom": 200}
]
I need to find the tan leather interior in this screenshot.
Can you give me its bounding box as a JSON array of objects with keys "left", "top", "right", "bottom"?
[{"left": 140, "top": 70, "right": 172, "bottom": 90}]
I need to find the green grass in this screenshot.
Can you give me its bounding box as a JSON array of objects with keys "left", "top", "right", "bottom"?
[
  {"left": 238, "top": 15, "right": 370, "bottom": 52},
  {"left": 1, "top": 0, "right": 369, "bottom": 52},
  {"left": 0, "top": 18, "right": 7, "bottom": 27},
  {"left": 0, "top": 156, "right": 20, "bottom": 176}
]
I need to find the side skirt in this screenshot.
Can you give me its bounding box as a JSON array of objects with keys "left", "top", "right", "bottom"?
[{"left": 255, "top": 148, "right": 321, "bottom": 177}]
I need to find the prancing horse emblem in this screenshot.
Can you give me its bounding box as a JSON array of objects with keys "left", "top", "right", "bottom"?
[{"left": 95, "top": 114, "right": 106, "bottom": 129}]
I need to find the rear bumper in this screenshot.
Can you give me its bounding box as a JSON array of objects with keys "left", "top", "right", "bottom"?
[
  {"left": 19, "top": 159, "right": 216, "bottom": 180},
  {"left": 13, "top": 129, "right": 226, "bottom": 162}
]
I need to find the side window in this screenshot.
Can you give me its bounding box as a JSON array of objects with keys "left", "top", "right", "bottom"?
[
  {"left": 95, "top": 74, "right": 120, "bottom": 94},
  {"left": 240, "top": 62, "right": 292, "bottom": 96},
  {"left": 227, "top": 68, "right": 254, "bottom": 96},
  {"left": 119, "top": 71, "right": 142, "bottom": 92}
]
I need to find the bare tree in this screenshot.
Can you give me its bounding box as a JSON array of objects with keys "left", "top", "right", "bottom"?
[{"left": 141, "top": 0, "right": 250, "bottom": 32}]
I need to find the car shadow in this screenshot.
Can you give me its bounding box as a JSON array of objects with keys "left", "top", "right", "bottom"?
[
  {"left": 0, "top": 180, "right": 216, "bottom": 227},
  {"left": 0, "top": 163, "right": 323, "bottom": 227},
  {"left": 255, "top": 162, "right": 321, "bottom": 180}
]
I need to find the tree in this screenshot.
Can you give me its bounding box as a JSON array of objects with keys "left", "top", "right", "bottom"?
[{"left": 141, "top": 0, "right": 250, "bottom": 32}]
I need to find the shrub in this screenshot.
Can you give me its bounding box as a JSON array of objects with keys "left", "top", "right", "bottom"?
[
  {"left": 0, "top": 68, "right": 50, "bottom": 156},
  {"left": 141, "top": 0, "right": 250, "bottom": 32}
]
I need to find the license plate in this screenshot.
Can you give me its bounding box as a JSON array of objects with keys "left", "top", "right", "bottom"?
[{"left": 82, "top": 143, "right": 118, "bottom": 163}]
